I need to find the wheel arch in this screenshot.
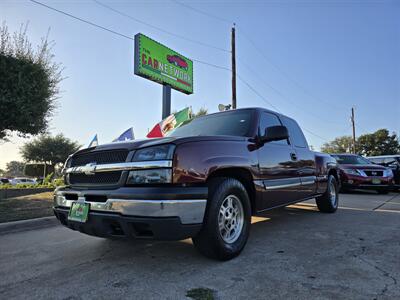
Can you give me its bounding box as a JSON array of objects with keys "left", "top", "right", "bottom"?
[{"left": 206, "top": 167, "right": 256, "bottom": 214}]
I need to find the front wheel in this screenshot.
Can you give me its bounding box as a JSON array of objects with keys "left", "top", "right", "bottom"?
[
  {"left": 316, "top": 175, "right": 339, "bottom": 213},
  {"left": 193, "top": 178, "right": 251, "bottom": 261}
]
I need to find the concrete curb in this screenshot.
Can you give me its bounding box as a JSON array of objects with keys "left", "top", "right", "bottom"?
[{"left": 0, "top": 216, "right": 59, "bottom": 235}]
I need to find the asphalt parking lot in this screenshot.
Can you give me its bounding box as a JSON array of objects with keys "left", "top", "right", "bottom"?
[{"left": 0, "top": 191, "right": 399, "bottom": 300}]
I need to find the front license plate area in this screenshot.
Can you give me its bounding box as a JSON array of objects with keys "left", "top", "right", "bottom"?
[
  {"left": 372, "top": 178, "right": 381, "bottom": 185},
  {"left": 68, "top": 202, "right": 90, "bottom": 223}
]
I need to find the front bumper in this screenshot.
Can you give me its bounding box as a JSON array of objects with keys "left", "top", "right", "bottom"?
[
  {"left": 340, "top": 176, "right": 394, "bottom": 191},
  {"left": 54, "top": 186, "right": 207, "bottom": 240}
]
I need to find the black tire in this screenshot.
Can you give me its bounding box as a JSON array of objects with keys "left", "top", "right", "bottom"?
[
  {"left": 192, "top": 177, "right": 251, "bottom": 261},
  {"left": 377, "top": 190, "right": 389, "bottom": 195},
  {"left": 316, "top": 175, "right": 339, "bottom": 213}
]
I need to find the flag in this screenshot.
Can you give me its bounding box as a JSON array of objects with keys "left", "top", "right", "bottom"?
[
  {"left": 113, "top": 127, "right": 135, "bottom": 142},
  {"left": 147, "top": 107, "right": 191, "bottom": 138},
  {"left": 88, "top": 134, "right": 98, "bottom": 148}
]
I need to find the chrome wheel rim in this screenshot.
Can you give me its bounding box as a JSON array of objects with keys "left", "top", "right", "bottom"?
[
  {"left": 218, "top": 195, "right": 244, "bottom": 244},
  {"left": 329, "top": 181, "right": 337, "bottom": 206}
]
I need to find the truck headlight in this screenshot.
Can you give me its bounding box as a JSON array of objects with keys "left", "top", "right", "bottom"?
[
  {"left": 133, "top": 144, "right": 175, "bottom": 161},
  {"left": 127, "top": 169, "right": 172, "bottom": 184}
]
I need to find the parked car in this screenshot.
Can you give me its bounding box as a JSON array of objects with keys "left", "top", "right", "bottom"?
[
  {"left": 54, "top": 108, "right": 340, "bottom": 260},
  {"left": 0, "top": 178, "right": 10, "bottom": 185},
  {"left": 10, "top": 177, "right": 37, "bottom": 186},
  {"left": 331, "top": 154, "right": 394, "bottom": 194},
  {"left": 367, "top": 155, "right": 400, "bottom": 189}
]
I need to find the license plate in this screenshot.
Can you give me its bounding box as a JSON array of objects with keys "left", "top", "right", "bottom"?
[
  {"left": 68, "top": 202, "right": 89, "bottom": 223},
  {"left": 372, "top": 178, "right": 381, "bottom": 185}
]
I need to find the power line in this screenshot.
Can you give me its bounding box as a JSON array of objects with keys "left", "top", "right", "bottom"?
[
  {"left": 237, "top": 27, "right": 347, "bottom": 111},
  {"left": 170, "top": 0, "right": 234, "bottom": 25},
  {"left": 30, "top": 0, "right": 134, "bottom": 41},
  {"left": 29, "top": 0, "right": 230, "bottom": 72},
  {"left": 237, "top": 74, "right": 331, "bottom": 142},
  {"left": 93, "top": 0, "right": 230, "bottom": 53},
  {"left": 237, "top": 57, "right": 344, "bottom": 125},
  {"left": 30, "top": 0, "right": 331, "bottom": 142},
  {"left": 169, "top": 0, "right": 347, "bottom": 114},
  {"left": 237, "top": 74, "right": 281, "bottom": 112}
]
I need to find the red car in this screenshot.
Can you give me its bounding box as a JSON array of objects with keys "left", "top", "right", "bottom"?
[
  {"left": 331, "top": 154, "right": 394, "bottom": 194},
  {"left": 167, "top": 55, "right": 188, "bottom": 70}
]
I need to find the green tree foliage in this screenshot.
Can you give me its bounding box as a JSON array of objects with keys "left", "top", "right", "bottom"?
[
  {"left": 20, "top": 134, "right": 80, "bottom": 169},
  {"left": 5, "top": 161, "right": 25, "bottom": 177},
  {"left": 320, "top": 136, "right": 354, "bottom": 154},
  {"left": 0, "top": 168, "right": 5, "bottom": 176},
  {"left": 0, "top": 22, "right": 62, "bottom": 140},
  {"left": 321, "top": 129, "right": 400, "bottom": 155},
  {"left": 192, "top": 107, "right": 208, "bottom": 118},
  {"left": 357, "top": 129, "right": 400, "bottom": 156},
  {"left": 24, "top": 163, "right": 55, "bottom": 178}
]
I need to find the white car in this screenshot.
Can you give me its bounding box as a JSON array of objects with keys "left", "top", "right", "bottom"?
[{"left": 10, "top": 178, "right": 37, "bottom": 185}]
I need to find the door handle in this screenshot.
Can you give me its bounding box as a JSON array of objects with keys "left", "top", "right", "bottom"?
[{"left": 290, "top": 153, "right": 297, "bottom": 161}]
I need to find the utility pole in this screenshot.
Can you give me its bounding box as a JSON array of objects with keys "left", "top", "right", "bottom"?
[
  {"left": 231, "top": 24, "right": 237, "bottom": 109},
  {"left": 351, "top": 107, "right": 356, "bottom": 154}
]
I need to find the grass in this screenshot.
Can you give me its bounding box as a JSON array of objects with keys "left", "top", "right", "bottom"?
[
  {"left": 186, "top": 288, "right": 215, "bottom": 300},
  {"left": 0, "top": 192, "right": 54, "bottom": 223}
]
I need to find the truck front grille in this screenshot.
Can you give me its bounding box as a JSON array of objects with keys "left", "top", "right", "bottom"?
[
  {"left": 71, "top": 150, "right": 128, "bottom": 167},
  {"left": 69, "top": 172, "right": 122, "bottom": 185}
]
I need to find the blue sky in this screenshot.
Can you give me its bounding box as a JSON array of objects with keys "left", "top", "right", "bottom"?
[{"left": 1, "top": 0, "right": 399, "bottom": 168}]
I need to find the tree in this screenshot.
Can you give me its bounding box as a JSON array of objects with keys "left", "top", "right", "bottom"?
[
  {"left": 357, "top": 129, "right": 400, "bottom": 156},
  {"left": 0, "top": 168, "right": 5, "bottom": 176},
  {"left": 0, "top": 22, "right": 62, "bottom": 140},
  {"left": 321, "top": 136, "right": 354, "bottom": 154},
  {"left": 20, "top": 134, "right": 80, "bottom": 171},
  {"left": 5, "top": 161, "right": 25, "bottom": 177},
  {"left": 190, "top": 107, "right": 208, "bottom": 118}
]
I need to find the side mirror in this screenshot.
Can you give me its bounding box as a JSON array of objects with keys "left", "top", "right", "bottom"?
[{"left": 260, "top": 125, "right": 289, "bottom": 143}]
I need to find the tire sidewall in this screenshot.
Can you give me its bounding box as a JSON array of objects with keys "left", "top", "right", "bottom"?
[
  {"left": 204, "top": 178, "right": 251, "bottom": 259},
  {"left": 328, "top": 175, "right": 339, "bottom": 210}
]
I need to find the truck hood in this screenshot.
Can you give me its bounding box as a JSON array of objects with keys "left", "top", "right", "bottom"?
[{"left": 75, "top": 135, "right": 247, "bottom": 154}]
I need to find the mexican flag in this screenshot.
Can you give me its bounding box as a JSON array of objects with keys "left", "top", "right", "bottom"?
[{"left": 147, "top": 107, "right": 191, "bottom": 138}]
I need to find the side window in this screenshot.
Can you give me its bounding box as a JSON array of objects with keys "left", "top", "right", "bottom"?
[
  {"left": 259, "top": 112, "right": 288, "bottom": 145},
  {"left": 281, "top": 117, "right": 309, "bottom": 148}
]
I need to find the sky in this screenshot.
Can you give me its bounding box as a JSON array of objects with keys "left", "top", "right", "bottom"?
[{"left": 0, "top": 0, "right": 399, "bottom": 169}]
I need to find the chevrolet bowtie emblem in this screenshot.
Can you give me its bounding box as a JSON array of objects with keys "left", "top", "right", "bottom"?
[{"left": 81, "top": 163, "right": 97, "bottom": 175}]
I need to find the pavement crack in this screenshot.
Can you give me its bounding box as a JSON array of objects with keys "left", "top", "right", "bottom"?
[
  {"left": 373, "top": 193, "right": 400, "bottom": 211},
  {"left": 354, "top": 245, "right": 397, "bottom": 298}
]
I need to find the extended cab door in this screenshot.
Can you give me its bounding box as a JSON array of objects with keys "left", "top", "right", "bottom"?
[
  {"left": 280, "top": 116, "right": 317, "bottom": 199},
  {"left": 257, "top": 112, "right": 302, "bottom": 210}
]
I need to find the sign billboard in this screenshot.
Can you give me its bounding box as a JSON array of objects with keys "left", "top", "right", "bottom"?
[{"left": 134, "top": 33, "right": 193, "bottom": 94}]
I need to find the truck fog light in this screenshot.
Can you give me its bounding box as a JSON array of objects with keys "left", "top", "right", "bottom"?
[
  {"left": 127, "top": 169, "right": 172, "bottom": 184},
  {"left": 348, "top": 180, "right": 353, "bottom": 184}
]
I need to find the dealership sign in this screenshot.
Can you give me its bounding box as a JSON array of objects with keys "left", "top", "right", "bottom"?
[{"left": 134, "top": 33, "right": 193, "bottom": 94}]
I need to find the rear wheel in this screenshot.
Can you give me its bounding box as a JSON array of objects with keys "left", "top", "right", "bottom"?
[
  {"left": 193, "top": 178, "right": 251, "bottom": 261},
  {"left": 316, "top": 175, "right": 339, "bottom": 213}
]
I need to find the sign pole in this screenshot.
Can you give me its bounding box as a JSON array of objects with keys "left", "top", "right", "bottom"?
[
  {"left": 162, "top": 85, "right": 171, "bottom": 119},
  {"left": 231, "top": 24, "right": 237, "bottom": 109}
]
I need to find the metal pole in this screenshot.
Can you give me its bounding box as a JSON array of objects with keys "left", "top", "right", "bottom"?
[
  {"left": 351, "top": 107, "right": 356, "bottom": 154},
  {"left": 231, "top": 24, "right": 237, "bottom": 109},
  {"left": 162, "top": 85, "right": 171, "bottom": 119}
]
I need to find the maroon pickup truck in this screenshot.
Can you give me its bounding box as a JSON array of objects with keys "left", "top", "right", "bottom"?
[{"left": 54, "top": 108, "right": 339, "bottom": 260}]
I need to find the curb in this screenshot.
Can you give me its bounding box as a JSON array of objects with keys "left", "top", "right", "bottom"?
[{"left": 0, "top": 216, "right": 59, "bottom": 235}]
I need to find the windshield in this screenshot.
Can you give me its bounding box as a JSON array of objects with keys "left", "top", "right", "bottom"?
[
  {"left": 332, "top": 155, "right": 372, "bottom": 165},
  {"left": 168, "top": 110, "right": 253, "bottom": 137}
]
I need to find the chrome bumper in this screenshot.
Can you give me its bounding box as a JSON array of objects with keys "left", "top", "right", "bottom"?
[{"left": 54, "top": 191, "right": 207, "bottom": 225}]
